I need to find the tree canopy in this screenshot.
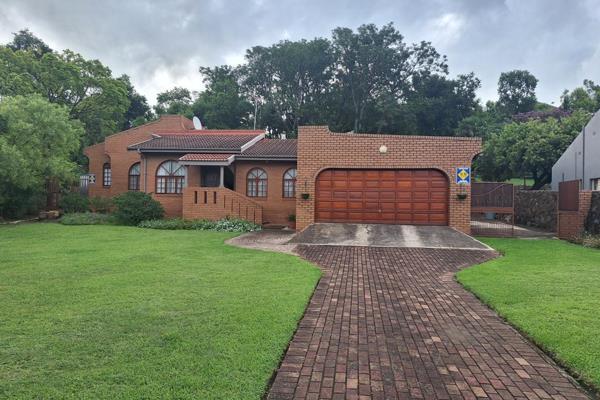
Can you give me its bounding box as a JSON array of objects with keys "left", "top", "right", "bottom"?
[
  {"left": 2, "top": 25, "right": 599, "bottom": 214},
  {"left": 0, "top": 41, "right": 131, "bottom": 147},
  {"left": 477, "top": 110, "right": 590, "bottom": 189},
  {"left": 0, "top": 95, "right": 83, "bottom": 218},
  {"left": 497, "top": 70, "right": 538, "bottom": 115}
]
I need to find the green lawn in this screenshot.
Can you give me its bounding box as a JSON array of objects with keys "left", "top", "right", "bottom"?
[
  {"left": 0, "top": 224, "right": 320, "bottom": 399},
  {"left": 458, "top": 238, "right": 600, "bottom": 391},
  {"left": 507, "top": 177, "right": 534, "bottom": 186}
]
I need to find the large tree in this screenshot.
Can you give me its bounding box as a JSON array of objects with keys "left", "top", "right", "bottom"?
[
  {"left": 242, "top": 38, "right": 333, "bottom": 136},
  {"left": 6, "top": 28, "right": 52, "bottom": 58},
  {"left": 561, "top": 79, "right": 600, "bottom": 113},
  {"left": 154, "top": 87, "right": 193, "bottom": 117},
  {"left": 0, "top": 95, "right": 83, "bottom": 218},
  {"left": 455, "top": 101, "right": 507, "bottom": 138},
  {"left": 331, "top": 23, "right": 448, "bottom": 133},
  {"left": 394, "top": 72, "right": 481, "bottom": 135},
  {"left": 118, "top": 75, "right": 153, "bottom": 129},
  {"left": 477, "top": 110, "right": 590, "bottom": 189},
  {"left": 497, "top": 70, "right": 538, "bottom": 115},
  {"left": 193, "top": 66, "right": 252, "bottom": 129},
  {"left": 0, "top": 35, "right": 130, "bottom": 147}
]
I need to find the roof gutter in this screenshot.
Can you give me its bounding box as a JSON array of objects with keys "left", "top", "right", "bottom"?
[{"left": 178, "top": 155, "right": 236, "bottom": 166}]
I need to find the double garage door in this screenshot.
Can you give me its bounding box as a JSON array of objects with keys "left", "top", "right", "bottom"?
[{"left": 315, "top": 169, "right": 448, "bottom": 225}]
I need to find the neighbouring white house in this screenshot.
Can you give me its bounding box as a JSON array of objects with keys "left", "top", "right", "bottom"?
[{"left": 552, "top": 110, "right": 600, "bottom": 191}]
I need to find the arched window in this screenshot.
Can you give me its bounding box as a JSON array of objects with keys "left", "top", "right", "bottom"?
[
  {"left": 283, "top": 168, "right": 297, "bottom": 198},
  {"left": 128, "top": 162, "right": 141, "bottom": 191},
  {"left": 156, "top": 161, "right": 185, "bottom": 194},
  {"left": 247, "top": 168, "right": 267, "bottom": 197},
  {"left": 103, "top": 163, "right": 112, "bottom": 187}
]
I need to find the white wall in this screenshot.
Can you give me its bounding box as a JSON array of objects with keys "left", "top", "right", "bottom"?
[{"left": 551, "top": 111, "right": 600, "bottom": 190}]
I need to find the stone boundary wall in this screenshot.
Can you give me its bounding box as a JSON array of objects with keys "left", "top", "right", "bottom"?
[
  {"left": 584, "top": 191, "right": 600, "bottom": 234},
  {"left": 514, "top": 190, "right": 557, "bottom": 232}
]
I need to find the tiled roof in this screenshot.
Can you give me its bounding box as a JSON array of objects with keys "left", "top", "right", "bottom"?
[
  {"left": 179, "top": 153, "right": 234, "bottom": 161},
  {"left": 129, "top": 134, "right": 261, "bottom": 152},
  {"left": 156, "top": 129, "right": 265, "bottom": 136},
  {"left": 238, "top": 139, "right": 297, "bottom": 159}
]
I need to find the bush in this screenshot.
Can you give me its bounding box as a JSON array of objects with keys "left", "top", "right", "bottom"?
[
  {"left": 574, "top": 234, "right": 600, "bottom": 249},
  {"left": 60, "top": 212, "right": 114, "bottom": 225},
  {"left": 59, "top": 192, "right": 89, "bottom": 213},
  {"left": 138, "top": 217, "right": 260, "bottom": 232},
  {"left": 89, "top": 196, "right": 113, "bottom": 213},
  {"left": 112, "top": 192, "right": 164, "bottom": 226}
]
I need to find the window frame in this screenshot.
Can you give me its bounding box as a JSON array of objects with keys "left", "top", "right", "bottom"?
[
  {"left": 591, "top": 178, "right": 600, "bottom": 191},
  {"left": 246, "top": 168, "right": 268, "bottom": 198},
  {"left": 282, "top": 168, "right": 297, "bottom": 199},
  {"left": 102, "top": 163, "right": 112, "bottom": 187},
  {"left": 128, "top": 162, "right": 141, "bottom": 191},
  {"left": 155, "top": 160, "right": 186, "bottom": 194}
]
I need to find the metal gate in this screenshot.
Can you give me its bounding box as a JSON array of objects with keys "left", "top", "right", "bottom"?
[{"left": 471, "top": 182, "right": 515, "bottom": 236}]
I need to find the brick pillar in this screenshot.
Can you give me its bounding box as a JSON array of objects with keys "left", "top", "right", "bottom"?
[{"left": 558, "top": 191, "right": 592, "bottom": 240}]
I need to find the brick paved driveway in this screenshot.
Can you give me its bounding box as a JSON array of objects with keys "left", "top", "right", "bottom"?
[{"left": 267, "top": 246, "right": 590, "bottom": 400}]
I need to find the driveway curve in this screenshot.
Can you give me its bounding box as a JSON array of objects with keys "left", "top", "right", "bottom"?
[{"left": 267, "top": 245, "right": 590, "bottom": 400}]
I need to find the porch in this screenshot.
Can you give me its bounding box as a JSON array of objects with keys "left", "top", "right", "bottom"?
[
  {"left": 182, "top": 186, "right": 263, "bottom": 224},
  {"left": 180, "top": 155, "right": 264, "bottom": 224}
]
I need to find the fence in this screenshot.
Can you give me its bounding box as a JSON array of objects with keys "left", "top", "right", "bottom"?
[{"left": 471, "top": 182, "right": 515, "bottom": 236}]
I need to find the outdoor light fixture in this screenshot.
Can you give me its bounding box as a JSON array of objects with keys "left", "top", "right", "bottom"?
[{"left": 379, "top": 145, "right": 388, "bottom": 154}]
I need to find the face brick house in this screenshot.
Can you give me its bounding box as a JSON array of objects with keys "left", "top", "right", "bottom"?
[{"left": 84, "top": 115, "right": 482, "bottom": 233}]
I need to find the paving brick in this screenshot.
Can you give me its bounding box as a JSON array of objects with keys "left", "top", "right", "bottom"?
[{"left": 267, "top": 246, "right": 590, "bottom": 399}]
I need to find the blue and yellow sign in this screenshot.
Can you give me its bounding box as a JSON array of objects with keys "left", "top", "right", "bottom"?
[{"left": 456, "top": 167, "right": 471, "bottom": 185}]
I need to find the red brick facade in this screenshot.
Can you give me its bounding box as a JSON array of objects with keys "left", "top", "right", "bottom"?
[
  {"left": 83, "top": 118, "right": 296, "bottom": 224},
  {"left": 558, "top": 191, "right": 592, "bottom": 240},
  {"left": 85, "top": 120, "right": 482, "bottom": 232},
  {"left": 234, "top": 161, "right": 296, "bottom": 225},
  {"left": 295, "top": 126, "right": 482, "bottom": 233},
  {"left": 84, "top": 115, "right": 194, "bottom": 199}
]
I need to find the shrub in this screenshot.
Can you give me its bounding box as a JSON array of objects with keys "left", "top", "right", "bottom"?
[
  {"left": 575, "top": 234, "right": 600, "bottom": 249},
  {"left": 138, "top": 217, "right": 260, "bottom": 232},
  {"left": 59, "top": 192, "right": 89, "bottom": 213},
  {"left": 112, "top": 192, "right": 164, "bottom": 226},
  {"left": 89, "top": 196, "right": 113, "bottom": 213},
  {"left": 60, "top": 212, "right": 114, "bottom": 225}
]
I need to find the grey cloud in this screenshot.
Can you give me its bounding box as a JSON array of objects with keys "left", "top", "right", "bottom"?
[{"left": 1, "top": 0, "right": 599, "bottom": 106}]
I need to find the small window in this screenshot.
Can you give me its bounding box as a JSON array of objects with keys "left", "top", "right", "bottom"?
[
  {"left": 129, "top": 163, "right": 141, "bottom": 191},
  {"left": 247, "top": 168, "right": 267, "bottom": 197},
  {"left": 103, "top": 163, "right": 112, "bottom": 187},
  {"left": 592, "top": 178, "right": 600, "bottom": 191},
  {"left": 156, "top": 160, "right": 186, "bottom": 194},
  {"left": 283, "top": 168, "right": 297, "bottom": 198}
]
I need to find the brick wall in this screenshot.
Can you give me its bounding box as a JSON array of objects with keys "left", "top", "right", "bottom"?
[
  {"left": 234, "top": 161, "right": 296, "bottom": 226},
  {"left": 84, "top": 122, "right": 296, "bottom": 223},
  {"left": 83, "top": 115, "right": 194, "bottom": 199},
  {"left": 296, "top": 126, "right": 482, "bottom": 233},
  {"left": 558, "top": 191, "right": 592, "bottom": 240},
  {"left": 182, "top": 187, "right": 263, "bottom": 224}
]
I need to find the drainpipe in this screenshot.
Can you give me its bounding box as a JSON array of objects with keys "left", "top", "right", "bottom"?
[{"left": 582, "top": 125, "right": 586, "bottom": 189}]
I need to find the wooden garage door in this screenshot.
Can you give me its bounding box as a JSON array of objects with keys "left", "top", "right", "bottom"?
[{"left": 315, "top": 169, "right": 448, "bottom": 225}]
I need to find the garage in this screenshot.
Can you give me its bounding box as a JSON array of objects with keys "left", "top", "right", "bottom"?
[{"left": 315, "top": 169, "right": 448, "bottom": 225}]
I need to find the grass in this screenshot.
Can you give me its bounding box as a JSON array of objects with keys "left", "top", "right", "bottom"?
[
  {"left": 457, "top": 238, "right": 600, "bottom": 391},
  {"left": 507, "top": 177, "right": 534, "bottom": 186},
  {"left": 0, "top": 223, "right": 320, "bottom": 399}
]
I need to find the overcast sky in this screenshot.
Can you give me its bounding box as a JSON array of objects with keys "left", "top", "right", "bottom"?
[{"left": 1, "top": 0, "right": 599, "bottom": 106}]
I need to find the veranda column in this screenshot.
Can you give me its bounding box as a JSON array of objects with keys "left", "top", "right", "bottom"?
[{"left": 219, "top": 166, "right": 224, "bottom": 187}]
